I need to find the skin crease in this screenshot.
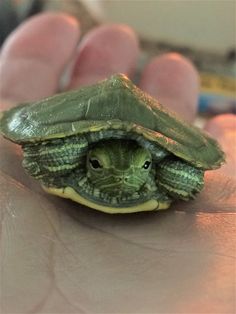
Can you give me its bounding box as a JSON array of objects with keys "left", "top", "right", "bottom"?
[{"left": 0, "top": 13, "right": 235, "bottom": 314}]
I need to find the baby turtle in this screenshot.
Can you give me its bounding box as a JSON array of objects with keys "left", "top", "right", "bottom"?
[{"left": 0, "top": 74, "right": 224, "bottom": 213}]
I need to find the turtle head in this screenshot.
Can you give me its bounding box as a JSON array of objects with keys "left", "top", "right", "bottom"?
[{"left": 86, "top": 140, "right": 152, "bottom": 197}]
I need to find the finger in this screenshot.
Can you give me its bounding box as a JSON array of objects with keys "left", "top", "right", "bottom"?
[
  {"left": 0, "top": 13, "right": 80, "bottom": 106},
  {"left": 139, "top": 53, "right": 199, "bottom": 122},
  {"left": 69, "top": 24, "right": 139, "bottom": 88},
  {"left": 204, "top": 114, "right": 236, "bottom": 177}
]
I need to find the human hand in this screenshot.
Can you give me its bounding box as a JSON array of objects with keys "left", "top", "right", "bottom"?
[{"left": 0, "top": 13, "right": 235, "bottom": 313}]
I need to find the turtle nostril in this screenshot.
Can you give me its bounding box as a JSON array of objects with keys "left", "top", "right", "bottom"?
[{"left": 115, "top": 177, "right": 129, "bottom": 183}]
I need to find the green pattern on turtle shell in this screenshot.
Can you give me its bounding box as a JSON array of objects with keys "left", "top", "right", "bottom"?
[{"left": 0, "top": 74, "right": 224, "bottom": 170}]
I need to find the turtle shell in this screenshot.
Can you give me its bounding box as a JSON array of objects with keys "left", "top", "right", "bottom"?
[{"left": 0, "top": 73, "right": 224, "bottom": 170}]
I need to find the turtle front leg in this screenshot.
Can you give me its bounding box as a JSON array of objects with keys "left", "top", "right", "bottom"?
[{"left": 156, "top": 157, "right": 204, "bottom": 201}]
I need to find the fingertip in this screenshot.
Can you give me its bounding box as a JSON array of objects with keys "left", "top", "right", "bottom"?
[
  {"left": 0, "top": 12, "right": 80, "bottom": 103},
  {"left": 139, "top": 53, "right": 199, "bottom": 122},
  {"left": 1, "top": 12, "right": 80, "bottom": 64},
  {"left": 69, "top": 23, "right": 139, "bottom": 88}
]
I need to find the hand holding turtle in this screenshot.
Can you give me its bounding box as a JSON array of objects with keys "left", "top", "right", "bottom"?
[{"left": 0, "top": 13, "right": 235, "bottom": 313}]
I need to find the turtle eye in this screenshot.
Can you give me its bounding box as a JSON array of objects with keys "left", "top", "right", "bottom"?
[
  {"left": 89, "top": 158, "right": 103, "bottom": 170},
  {"left": 142, "top": 160, "right": 151, "bottom": 170}
]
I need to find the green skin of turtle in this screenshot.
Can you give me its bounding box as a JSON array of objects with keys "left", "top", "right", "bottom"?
[{"left": 0, "top": 74, "right": 225, "bottom": 213}]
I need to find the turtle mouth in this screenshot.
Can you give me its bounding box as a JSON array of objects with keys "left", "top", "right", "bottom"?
[{"left": 78, "top": 187, "right": 151, "bottom": 207}]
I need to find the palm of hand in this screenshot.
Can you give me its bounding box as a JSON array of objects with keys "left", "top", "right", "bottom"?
[{"left": 0, "top": 13, "right": 235, "bottom": 313}]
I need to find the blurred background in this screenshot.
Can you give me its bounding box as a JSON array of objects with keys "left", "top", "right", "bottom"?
[{"left": 0, "top": 0, "right": 235, "bottom": 116}]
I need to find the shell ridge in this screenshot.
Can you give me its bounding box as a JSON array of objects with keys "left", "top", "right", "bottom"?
[{"left": 0, "top": 73, "right": 225, "bottom": 169}]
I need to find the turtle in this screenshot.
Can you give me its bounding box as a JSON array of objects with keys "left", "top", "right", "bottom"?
[{"left": 0, "top": 73, "right": 225, "bottom": 214}]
